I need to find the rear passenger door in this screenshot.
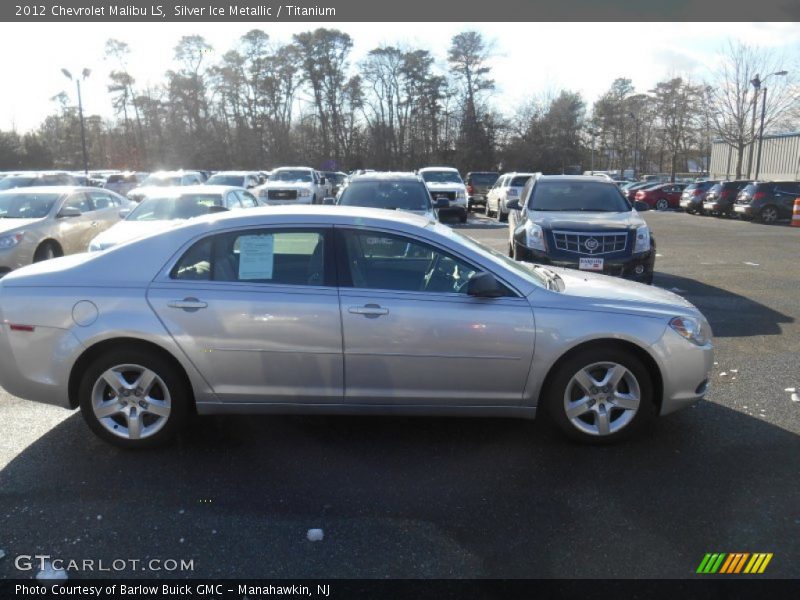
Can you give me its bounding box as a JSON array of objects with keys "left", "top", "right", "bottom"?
[{"left": 147, "top": 227, "right": 343, "bottom": 404}]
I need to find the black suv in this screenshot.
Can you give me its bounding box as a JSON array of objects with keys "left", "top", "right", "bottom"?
[
  {"left": 734, "top": 181, "right": 800, "bottom": 223},
  {"left": 702, "top": 180, "right": 752, "bottom": 216},
  {"left": 678, "top": 180, "right": 720, "bottom": 214},
  {"left": 507, "top": 175, "right": 655, "bottom": 284},
  {"left": 464, "top": 171, "right": 499, "bottom": 211}
]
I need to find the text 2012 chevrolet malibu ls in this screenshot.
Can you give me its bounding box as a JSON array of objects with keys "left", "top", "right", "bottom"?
[{"left": 0, "top": 206, "right": 713, "bottom": 449}]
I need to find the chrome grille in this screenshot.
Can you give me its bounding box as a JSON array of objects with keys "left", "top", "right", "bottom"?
[{"left": 552, "top": 230, "right": 628, "bottom": 255}]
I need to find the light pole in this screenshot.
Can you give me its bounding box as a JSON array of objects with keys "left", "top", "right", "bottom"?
[
  {"left": 61, "top": 67, "right": 91, "bottom": 176},
  {"left": 588, "top": 128, "right": 597, "bottom": 175},
  {"left": 628, "top": 112, "right": 639, "bottom": 180},
  {"left": 754, "top": 70, "right": 788, "bottom": 180},
  {"left": 747, "top": 74, "right": 760, "bottom": 179}
]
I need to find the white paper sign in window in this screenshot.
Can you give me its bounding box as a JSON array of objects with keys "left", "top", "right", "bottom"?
[{"left": 238, "top": 234, "right": 275, "bottom": 280}]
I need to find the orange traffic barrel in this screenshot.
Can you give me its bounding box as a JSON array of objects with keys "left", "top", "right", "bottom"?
[{"left": 793, "top": 198, "right": 800, "bottom": 227}]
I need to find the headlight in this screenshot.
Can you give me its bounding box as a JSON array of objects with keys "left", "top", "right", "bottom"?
[
  {"left": 634, "top": 226, "right": 650, "bottom": 253},
  {"left": 523, "top": 221, "right": 546, "bottom": 251},
  {"left": 0, "top": 232, "right": 24, "bottom": 250},
  {"left": 669, "top": 316, "right": 709, "bottom": 346},
  {"left": 297, "top": 188, "right": 312, "bottom": 197}
]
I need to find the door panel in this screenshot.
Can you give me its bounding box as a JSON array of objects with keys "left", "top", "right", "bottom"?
[
  {"left": 147, "top": 227, "right": 343, "bottom": 403},
  {"left": 337, "top": 228, "right": 535, "bottom": 406}
]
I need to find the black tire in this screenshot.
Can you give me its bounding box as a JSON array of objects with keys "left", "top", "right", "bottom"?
[
  {"left": 497, "top": 205, "right": 508, "bottom": 223},
  {"left": 459, "top": 211, "right": 468, "bottom": 224},
  {"left": 545, "top": 347, "right": 656, "bottom": 444},
  {"left": 78, "top": 347, "right": 191, "bottom": 449},
  {"left": 33, "top": 241, "right": 60, "bottom": 262},
  {"left": 512, "top": 242, "right": 529, "bottom": 262}
]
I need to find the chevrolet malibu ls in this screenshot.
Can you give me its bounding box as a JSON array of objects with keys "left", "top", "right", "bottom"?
[{"left": 0, "top": 207, "right": 713, "bottom": 449}]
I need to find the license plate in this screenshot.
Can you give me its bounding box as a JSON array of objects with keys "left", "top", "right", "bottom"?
[
  {"left": 734, "top": 205, "right": 747, "bottom": 213},
  {"left": 579, "top": 257, "right": 604, "bottom": 271}
]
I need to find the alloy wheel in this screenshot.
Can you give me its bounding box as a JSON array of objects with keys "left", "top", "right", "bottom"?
[{"left": 563, "top": 361, "right": 641, "bottom": 436}]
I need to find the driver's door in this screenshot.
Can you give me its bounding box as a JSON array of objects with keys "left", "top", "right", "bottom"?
[{"left": 336, "top": 228, "right": 535, "bottom": 406}]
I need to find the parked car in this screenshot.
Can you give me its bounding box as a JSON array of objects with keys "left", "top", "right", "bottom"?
[
  {"left": 88, "top": 185, "right": 257, "bottom": 252},
  {"left": 258, "top": 167, "right": 327, "bottom": 205},
  {"left": 464, "top": 171, "right": 500, "bottom": 211},
  {"left": 734, "top": 181, "right": 800, "bottom": 223},
  {"left": 205, "top": 171, "right": 261, "bottom": 189},
  {"left": 634, "top": 183, "right": 686, "bottom": 211},
  {"left": 702, "top": 180, "right": 752, "bottom": 216},
  {"left": 127, "top": 170, "right": 206, "bottom": 202},
  {"left": 0, "top": 171, "right": 77, "bottom": 191},
  {"left": 0, "top": 186, "right": 132, "bottom": 276},
  {"left": 507, "top": 175, "right": 656, "bottom": 284},
  {"left": 623, "top": 181, "right": 662, "bottom": 202},
  {"left": 104, "top": 172, "right": 148, "bottom": 196},
  {"left": 336, "top": 172, "right": 437, "bottom": 221},
  {"left": 679, "top": 180, "right": 720, "bottom": 214},
  {"left": 485, "top": 172, "right": 536, "bottom": 222},
  {"left": 418, "top": 167, "right": 468, "bottom": 223},
  {"left": 322, "top": 171, "right": 348, "bottom": 197},
  {"left": 0, "top": 205, "right": 713, "bottom": 448}
]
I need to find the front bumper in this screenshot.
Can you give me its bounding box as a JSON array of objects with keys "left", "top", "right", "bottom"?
[
  {"left": 520, "top": 247, "right": 654, "bottom": 282},
  {"left": 650, "top": 327, "right": 714, "bottom": 415}
]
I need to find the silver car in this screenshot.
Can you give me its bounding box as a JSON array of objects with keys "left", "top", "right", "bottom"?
[
  {"left": 0, "top": 186, "right": 133, "bottom": 276},
  {"left": 0, "top": 206, "right": 714, "bottom": 449}
]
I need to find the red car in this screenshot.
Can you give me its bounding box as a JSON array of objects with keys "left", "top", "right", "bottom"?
[{"left": 634, "top": 183, "right": 686, "bottom": 211}]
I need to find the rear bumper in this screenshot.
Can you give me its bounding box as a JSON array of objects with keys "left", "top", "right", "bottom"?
[
  {"left": 680, "top": 198, "right": 703, "bottom": 210},
  {"left": 734, "top": 204, "right": 753, "bottom": 215}
]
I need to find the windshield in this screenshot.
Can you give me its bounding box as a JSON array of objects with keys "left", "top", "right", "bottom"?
[
  {"left": 438, "top": 226, "right": 548, "bottom": 289},
  {"left": 421, "top": 171, "right": 463, "bottom": 184},
  {"left": 0, "top": 192, "right": 60, "bottom": 218},
  {"left": 528, "top": 180, "right": 631, "bottom": 212},
  {"left": 0, "top": 177, "right": 35, "bottom": 190},
  {"left": 126, "top": 194, "right": 223, "bottom": 221},
  {"left": 510, "top": 176, "right": 532, "bottom": 187},
  {"left": 142, "top": 175, "right": 182, "bottom": 187},
  {"left": 339, "top": 181, "right": 431, "bottom": 211},
  {"left": 271, "top": 170, "right": 313, "bottom": 183},
  {"left": 206, "top": 175, "right": 244, "bottom": 186}
]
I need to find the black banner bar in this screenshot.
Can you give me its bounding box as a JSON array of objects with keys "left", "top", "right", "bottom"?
[{"left": 1, "top": 0, "right": 800, "bottom": 22}]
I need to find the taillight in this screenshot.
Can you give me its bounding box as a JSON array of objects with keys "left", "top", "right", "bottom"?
[
  {"left": 693, "top": 188, "right": 703, "bottom": 196},
  {"left": 467, "top": 185, "right": 474, "bottom": 194},
  {"left": 635, "top": 191, "right": 645, "bottom": 199},
  {"left": 753, "top": 191, "right": 767, "bottom": 200},
  {"left": 720, "top": 190, "right": 730, "bottom": 199}
]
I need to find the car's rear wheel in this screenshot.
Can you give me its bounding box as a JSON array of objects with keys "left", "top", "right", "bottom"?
[
  {"left": 655, "top": 198, "right": 669, "bottom": 211},
  {"left": 546, "top": 347, "right": 655, "bottom": 444},
  {"left": 459, "top": 211, "right": 468, "bottom": 224},
  {"left": 78, "top": 348, "right": 190, "bottom": 449},
  {"left": 497, "top": 204, "right": 508, "bottom": 223},
  {"left": 757, "top": 205, "right": 779, "bottom": 224},
  {"left": 484, "top": 200, "right": 492, "bottom": 218},
  {"left": 33, "top": 241, "right": 61, "bottom": 262}
]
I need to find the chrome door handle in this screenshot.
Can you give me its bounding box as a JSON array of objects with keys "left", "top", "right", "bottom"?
[
  {"left": 168, "top": 298, "right": 208, "bottom": 311},
  {"left": 348, "top": 304, "right": 389, "bottom": 318}
]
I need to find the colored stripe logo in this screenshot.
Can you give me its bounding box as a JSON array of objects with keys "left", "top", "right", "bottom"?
[{"left": 696, "top": 553, "right": 773, "bottom": 574}]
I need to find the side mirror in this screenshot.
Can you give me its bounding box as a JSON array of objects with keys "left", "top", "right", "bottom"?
[
  {"left": 58, "top": 206, "right": 82, "bottom": 218},
  {"left": 323, "top": 197, "right": 337, "bottom": 205},
  {"left": 506, "top": 199, "right": 521, "bottom": 211},
  {"left": 466, "top": 272, "right": 505, "bottom": 298},
  {"left": 634, "top": 200, "right": 650, "bottom": 212},
  {"left": 434, "top": 198, "right": 449, "bottom": 209},
  {"left": 118, "top": 208, "right": 131, "bottom": 219}
]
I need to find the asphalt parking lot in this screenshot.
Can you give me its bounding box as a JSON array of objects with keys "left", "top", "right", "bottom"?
[{"left": 0, "top": 209, "right": 798, "bottom": 579}]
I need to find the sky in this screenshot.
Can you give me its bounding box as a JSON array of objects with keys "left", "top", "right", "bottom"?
[{"left": 1, "top": 21, "right": 798, "bottom": 133}]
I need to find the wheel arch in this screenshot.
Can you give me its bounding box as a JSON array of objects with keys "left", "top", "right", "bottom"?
[
  {"left": 35, "top": 239, "right": 64, "bottom": 256},
  {"left": 537, "top": 338, "right": 664, "bottom": 412},
  {"left": 68, "top": 337, "right": 196, "bottom": 410}
]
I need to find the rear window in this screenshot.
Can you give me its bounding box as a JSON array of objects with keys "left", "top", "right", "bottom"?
[
  {"left": 469, "top": 173, "right": 499, "bottom": 185},
  {"left": 707, "top": 184, "right": 722, "bottom": 194},
  {"left": 511, "top": 176, "right": 532, "bottom": 187},
  {"left": 206, "top": 175, "right": 244, "bottom": 186},
  {"left": 528, "top": 180, "right": 630, "bottom": 212},
  {"left": 339, "top": 181, "right": 431, "bottom": 212}
]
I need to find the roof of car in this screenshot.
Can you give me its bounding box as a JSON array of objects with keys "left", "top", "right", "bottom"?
[
  {"left": 137, "top": 185, "right": 244, "bottom": 196},
  {"left": 272, "top": 166, "right": 315, "bottom": 171},
  {"left": 147, "top": 170, "right": 202, "bottom": 177},
  {"left": 208, "top": 171, "right": 258, "bottom": 176},
  {"left": 536, "top": 175, "right": 617, "bottom": 183},
  {"left": 418, "top": 166, "right": 459, "bottom": 172},
  {"left": 349, "top": 171, "right": 422, "bottom": 182},
  {"left": 0, "top": 185, "right": 107, "bottom": 195}
]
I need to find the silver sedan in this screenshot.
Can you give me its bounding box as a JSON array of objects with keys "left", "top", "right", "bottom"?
[{"left": 0, "top": 206, "right": 714, "bottom": 448}]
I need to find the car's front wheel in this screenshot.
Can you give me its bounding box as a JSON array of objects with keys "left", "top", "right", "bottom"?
[
  {"left": 78, "top": 348, "right": 191, "bottom": 449},
  {"left": 512, "top": 242, "right": 529, "bottom": 262},
  {"left": 546, "top": 347, "right": 655, "bottom": 444},
  {"left": 655, "top": 198, "right": 669, "bottom": 211}
]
